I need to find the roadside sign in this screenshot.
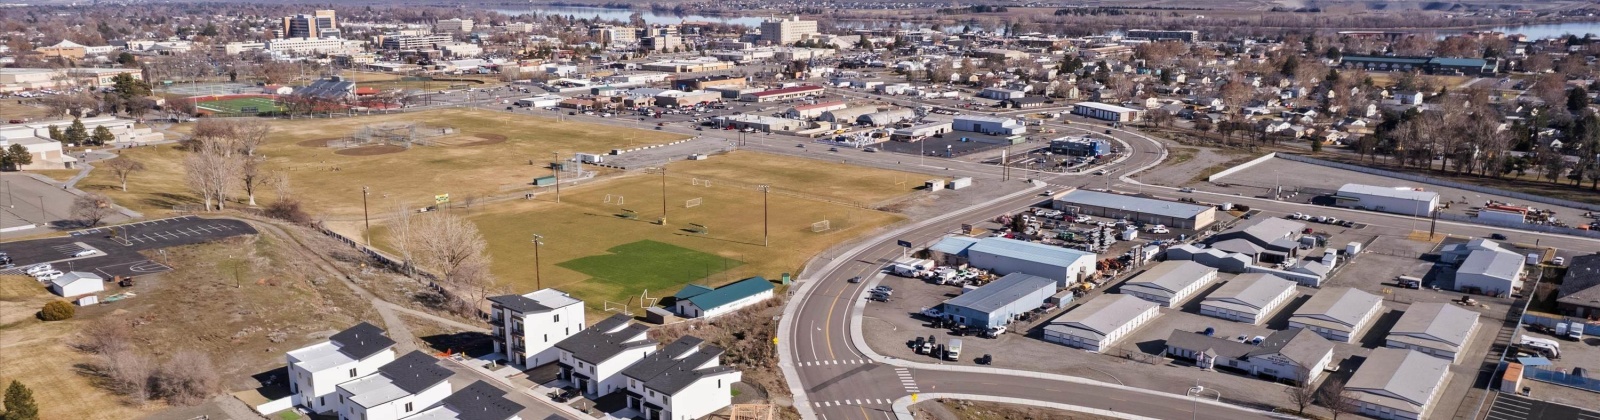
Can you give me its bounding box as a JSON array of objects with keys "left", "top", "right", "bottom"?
[
  {"left": 435, "top": 194, "right": 450, "bottom": 204},
  {"left": 960, "top": 223, "right": 973, "bottom": 233},
  {"left": 897, "top": 240, "right": 913, "bottom": 248}
]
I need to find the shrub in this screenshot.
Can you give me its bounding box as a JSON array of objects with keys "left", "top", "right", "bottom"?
[
  {"left": 39, "top": 300, "right": 75, "bottom": 321},
  {"left": 263, "top": 199, "right": 313, "bottom": 225}
]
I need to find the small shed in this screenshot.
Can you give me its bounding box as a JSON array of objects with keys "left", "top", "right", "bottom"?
[
  {"left": 50, "top": 272, "right": 105, "bottom": 297},
  {"left": 925, "top": 179, "right": 946, "bottom": 190}
]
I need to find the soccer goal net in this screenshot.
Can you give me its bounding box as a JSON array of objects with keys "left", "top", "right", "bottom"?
[{"left": 811, "top": 220, "right": 831, "bottom": 232}]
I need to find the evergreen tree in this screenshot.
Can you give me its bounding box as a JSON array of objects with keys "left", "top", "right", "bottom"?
[
  {"left": 7, "top": 144, "right": 32, "bottom": 168},
  {"left": 1568, "top": 86, "right": 1590, "bottom": 113},
  {"left": 64, "top": 118, "right": 88, "bottom": 145},
  {"left": 46, "top": 125, "right": 61, "bottom": 141},
  {"left": 3, "top": 380, "right": 39, "bottom": 420},
  {"left": 90, "top": 125, "right": 115, "bottom": 146}
]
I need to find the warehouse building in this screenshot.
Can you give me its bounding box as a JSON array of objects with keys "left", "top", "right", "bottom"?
[
  {"left": 1451, "top": 240, "right": 1525, "bottom": 296},
  {"left": 966, "top": 237, "right": 1097, "bottom": 286},
  {"left": 713, "top": 114, "right": 810, "bottom": 133},
  {"left": 818, "top": 106, "right": 879, "bottom": 123},
  {"left": 1385, "top": 302, "right": 1480, "bottom": 364},
  {"left": 891, "top": 121, "right": 952, "bottom": 141},
  {"left": 1042, "top": 294, "right": 1160, "bottom": 353},
  {"left": 784, "top": 101, "right": 847, "bottom": 119},
  {"left": 939, "top": 273, "right": 1058, "bottom": 329},
  {"left": 1164, "top": 327, "right": 1334, "bottom": 385},
  {"left": 857, "top": 108, "right": 916, "bottom": 126},
  {"left": 1288, "top": 288, "right": 1384, "bottom": 343},
  {"left": 1052, "top": 189, "right": 1217, "bottom": 230},
  {"left": 1347, "top": 348, "right": 1452, "bottom": 420},
  {"left": 1118, "top": 261, "right": 1218, "bottom": 308},
  {"left": 1333, "top": 183, "right": 1439, "bottom": 217},
  {"left": 952, "top": 115, "right": 1027, "bottom": 136},
  {"left": 1073, "top": 101, "right": 1141, "bottom": 122},
  {"left": 1199, "top": 273, "right": 1299, "bottom": 325},
  {"left": 1000, "top": 96, "right": 1051, "bottom": 109},
  {"left": 672, "top": 75, "right": 746, "bottom": 91},
  {"left": 1206, "top": 217, "right": 1305, "bottom": 263},
  {"left": 738, "top": 85, "right": 824, "bottom": 102}
]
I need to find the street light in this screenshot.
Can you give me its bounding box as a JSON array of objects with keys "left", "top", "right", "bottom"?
[{"left": 531, "top": 234, "right": 544, "bottom": 290}]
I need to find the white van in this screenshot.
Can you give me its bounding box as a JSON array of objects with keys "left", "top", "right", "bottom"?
[{"left": 945, "top": 339, "right": 962, "bottom": 361}]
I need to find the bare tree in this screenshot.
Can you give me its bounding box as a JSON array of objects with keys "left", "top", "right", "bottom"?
[
  {"left": 70, "top": 192, "right": 116, "bottom": 227},
  {"left": 1283, "top": 362, "right": 1319, "bottom": 416},
  {"left": 233, "top": 122, "right": 271, "bottom": 157},
  {"left": 75, "top": 317, "right": 133, "bottom": 355},
  {"left": 412, "top": 213, "right": 495, "bottom": 314},
  {"left": 267, "top": 169, "right": 293, "bottom": 200},
  {"left": 104, "top": 157, "right": 145, "bottom": 192},
  {"left": 152, "top": 350, "right": 221, "bottom": 406},
  {"left": 182, "top": 138, "right": 243, "bottom": 211},
  {"left": 1319, "top": 376, "right": 1360, "bottom": 420},
  {"left": 239, "top": 157, "right": 266, "bottom": 207},
  {"left": 104, "top": 348, "right": 154, "bottom": 405}
]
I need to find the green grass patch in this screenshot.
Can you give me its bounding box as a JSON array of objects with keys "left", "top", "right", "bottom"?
[
  {"left": 196, "top": 97, "right": 284, "bottom": 114},
  {"left": 557, "top": 240, "right": 742, "bottom": 303}
]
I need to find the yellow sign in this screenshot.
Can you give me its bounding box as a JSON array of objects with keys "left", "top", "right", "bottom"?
[
  {"left": 771, "top": 337, "right": 779, "bottom": 345},
  {"left": 911, "top": 393, "right": 918, "bottom": 402},
  {"left": 435, "top": 194, "right": 450, "bottom": 204}
]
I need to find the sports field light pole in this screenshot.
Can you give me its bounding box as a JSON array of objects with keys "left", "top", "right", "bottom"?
[
  {"left": 361, "top": 186, "right": 371, "bottom": 246},
  {"left": 552, "top": 152, "right": 562, "bottom": 203},
  {"left": 531, "top": 233, "right": 544, "bottom": 289},
  {"left": 759, "top": 185, "right": 770, "bottom": 246},
  {"left": 659, "top": 167, "right": 669, "bottom": 225}
]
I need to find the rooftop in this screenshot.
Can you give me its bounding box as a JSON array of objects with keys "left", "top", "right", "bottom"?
[
  {"left": 402, "top": 381, "right": 524, "bottom": 420},
  {"left": 1055, "top": 190, "right": 1212, "bottom": 220},
  {"left": 953, "top": 115, "right": 1020, "bottom": 125},
  {"left": 1290, "top": 288, "right": 1381, "bottom": 330},
  {"left": 968, "top": 237, "right": 1095, "bottom": 270},
  {"left": 1202, "top": 273, "right": 1298, "bottom": 313},
  {"left": 1387, "top": 302, "right": 1480, "bottom": 351},
  {"left": 942, "top": 273, "right": 1057, "bottom": 313},
  {"left": 1073, "top": 101, "right": 1139, "bottom": 113},
  {"left": 621, "top": 336, "right": 740, "bottom": 396},
  {"left": 489, "top": 288, "right": 581, "bottom": 314},
  {"left": 554, "top": 314, "right": 654, "bottom": 365},
  {"left": 1458, "top": 247, "right": 1524, "bottom": 281},
  {"left": 1347, "top": 348, "right": 1451, "bottom": 413},
  {"left": 341, "top": 351, "right": 453, "bottom": 408},
  {"left": 1337, "top": 183, "right": 1439, "bottom": 202},
  {"left": 329, "top": 322, "right": 397, "bottom": 360},
  {"left": 1165, "top": 327, "right": 1332, "bottom": 369},
  {"left": 1045, "top": 294, "right": 1158, "bottom": 340},
  {"left": 1121, "top": 261, "right": 1214, "bottom": 298},
  {"left": 676, "top": 277, "right": 774, "bottom": 311}
]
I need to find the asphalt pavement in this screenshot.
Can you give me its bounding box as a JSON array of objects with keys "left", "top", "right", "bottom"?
[{"left": 0, "top": 216, "right": 255, "bottom": 279}]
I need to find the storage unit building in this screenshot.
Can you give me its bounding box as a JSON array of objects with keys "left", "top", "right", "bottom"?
[
  {"left": 1072, "top": 101, "right": 1141, "bottom": 122},
  {"left": 1052, "top": 189, "right": 1217, "bottom": 229},
  {"left": 1288, "top": 288, "right": 1384, "bottom": 343},
  {"left": 1333, "top": 183, "right": 1439, "bottom": 217},
  {"left": 952, "top": 116, "right": 1027, "bottom": 136},
  {"left": 1118, "top": 261, "right": 1218, "bottom": 308},
  {"left": 1347, "top": 348, "right": 1452, "bottom": 420},
  {"left": 1042, "top": 294, "right": 1160, "bottom": 353},
  {"left": 1199, "top": 273, "right": 1299, "bottom": 325},
  {"left": 939, "top": 273, "right": 1057, "bottom": 329},
  {"left": 1385, "top": 302, "right": 1480, "bottom": 364}
]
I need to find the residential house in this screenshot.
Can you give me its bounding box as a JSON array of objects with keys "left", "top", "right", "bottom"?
[
  {"left": 334, "top": 351, "right": 454, "bottom": 420},
  {"left": 488, "top": 289, "right": 587, "bottom": 369},
  {"left": 618, "top": 337, "right": 742, "bottom": 420},
  {"left": 288, "top": 323, "right": 399, "bottom": 413},
  {"left": 400, "top": 381, "right": 523, "bottom": 420},
  {"left": 1164, "top": 327, "right": 1335, "bottom": 385},
  {"left": 554, "top": 314, "right": 655, "bottom": 397}
]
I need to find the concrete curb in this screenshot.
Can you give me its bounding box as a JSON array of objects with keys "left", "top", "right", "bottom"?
[
  {"left": 890, "top": 393, "right": 1160, "bottom": 420},
  {"left": 777, "top": 184, "right": 1045, "bottom": 420}
]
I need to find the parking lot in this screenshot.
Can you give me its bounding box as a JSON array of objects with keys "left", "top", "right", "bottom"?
[
  {"left": 1486, "top": 392, "right": 1600, "bottom": 420},
  {"left": 1, "top": 216, "right": 255, "bottom": 279}
]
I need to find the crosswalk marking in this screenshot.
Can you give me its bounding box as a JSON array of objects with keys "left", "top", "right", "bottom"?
[
  {"left": 894, "top": 367, "right": 919, "bottom": 393},
  {"left": 796, "top": 359, "right": 868, "bottom": 367},
  {"left": 813, "top": 399, "right": 891, "bottom": 407}
]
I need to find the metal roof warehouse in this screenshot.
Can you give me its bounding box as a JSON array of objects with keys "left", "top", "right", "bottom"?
[{"left": 1053, "top": 189, "right": 1217, "bottom": 229}]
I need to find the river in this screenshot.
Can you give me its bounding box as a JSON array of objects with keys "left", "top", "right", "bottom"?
[{"left": 490, "top": 5, "right": 765, "bottom": 27}]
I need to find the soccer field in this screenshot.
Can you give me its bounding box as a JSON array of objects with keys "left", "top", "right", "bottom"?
[{"left": 195, "top": 97, "right": 283, "bottom": 114}]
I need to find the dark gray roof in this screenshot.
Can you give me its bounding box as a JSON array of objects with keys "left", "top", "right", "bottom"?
[
  {"left": 942, "top": 273, "right": 1056, "bottom": 313},
  {"left": 489, "top": 294, "right": 552, "bottom": 313},
  {"left": 1056, "top": 189, "right": 1212, "bottom": 220},
  {"left": 378, "top": 351, "right": 454, "bottom": 394},
  {"left": 1164, "top": 327, "right": 1332, "bottom": 368},
  {"left": 293, "top": 77, "right": 355, "bottom": 100},
  {"left": 555, "top": 314, "right": 655, "bottom": 364},
  {"left": 330, "top": 322, "right": 396, "bottom": 360},
  {"left": 621, "top": 336, "right": 740, "bottom": 395},
  {"left": 1558, "top": 254, "right": 1600, "bottom": 297},
  {"left": 443, "top": 381, "right": 524, "bottom": 420}
]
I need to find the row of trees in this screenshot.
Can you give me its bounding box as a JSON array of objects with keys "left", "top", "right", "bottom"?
[{"left": 180, "top": 119, "right": 274, "bottom": 211}]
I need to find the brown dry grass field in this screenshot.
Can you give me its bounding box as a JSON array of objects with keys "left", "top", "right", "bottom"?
[
  {"left": 30, "top": 169, "right": 79, "bottom": 182},
  {"left": 368, "top": 151, "right": 921, "bottom": 313},
  {"left": 80, "top": 108, "right": 687, "bottom": 216},
  {"left": 0, "top": 275, "right": 157, "bottom": 420}
]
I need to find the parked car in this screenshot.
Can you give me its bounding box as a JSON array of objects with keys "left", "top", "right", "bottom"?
[
  {"left": 24, "top": 264, "right": 52, "bottom": 276},
  {"left": 1553, "top": 257, "right": 1566, "bottom": 266},
  {"left": 72, "top": 249, "right": 97, "bottom": 257},
  {"left": 1490, "top": 233, "right": 1508, "bottom": 240},
  {"left": 872, "top": 286, "right": 893, "bottom": 296},
  {"left": 34, "top": 270, "right": 63, "bottom": 281},
  {"left": 1178, "top": 187, "right": 1193, "bottom": 193}
]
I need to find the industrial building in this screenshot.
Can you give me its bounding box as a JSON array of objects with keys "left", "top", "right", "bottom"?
[
  {"left": 1042, "top": 294, "right": 1160, "bottom": 353},
  {"left": 857, "top": 108, "right": 916, "bottom": 126},
  {"left": 1163, "top": 327, "right": 1334, "bottom": 385},
  {"left": 818, "top": 106, "right": 879, "bottom": 123},
  {"left": 713, "top": 114, "right": 810, "bottom": 133},
  {"left": 1385, "top": 302, "right": 1480, "bottom": 364},
  {"left": 1287, "top": 288, "right": 1384, "bottom": 343},
  {"left": 672, "top": 75, "right": 746, "bottom": 92},
  {"left": 1443, "top": 239, "right": 1525, "bottom": 296},
  {"left": 1333, "top": 183, "right": 1439, "bottom": 217},
  {"left": 939, "top": 273, "right": 1058, "bottom": 329},
  {"left": 929, "top": 236, "right": 1098, "bottom": 286},
  {"left": 785, "top": 101, "right": 848, "bottom": 119},
  {"left": 1206, "top": 217, "right": 1305, "bottom": 263},
  {"left": 1346, "top": 348, "right": 1452, "bottom": 419},
  {"left": 738, "top": 85, "right": 824, "bottom": 102},
  {"left": 1000, "top": 96, "right": 1052, "bottom": 109},
  {"left": 952, "top": 115, "right": 1027, "bottom": 136},
  {"left": 1199, "top": 273, "right": 1299, "bottom": 325},
  {"left": 1072, "top": 102, "right": 1141, "bottom": 122},
  {"left": 1118, "top": 261, "right": 1218, "bottom": 308},
  {"left": 891, "top": 121, "right": 952, "bottom": 141},
  {"left": 1052, "top": 189, "right": 1217, "bottom": 230}
]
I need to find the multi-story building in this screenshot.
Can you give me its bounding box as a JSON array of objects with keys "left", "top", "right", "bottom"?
[
  {"left": 435, "top": 18, "right": 474, "bottom": 33},
  {"left": 267, "top": 38, "right": 365, "bottom": 55},
  {"left": 380, "top": 34, "right": 454, "bottom": 50},
  {"left": 759, "top": 16, "right": 819, "bottom": 45},
  {"left": 590, "top": 25, "right": 639, "bottom": 45},
  {"left": 283, "top": 10, "right": 339, "bottom": 39},
  {"left": 488, "top": 289, "right": 586, "bottom": 369},
  {"left": 286, "top": 322, "right": 398, "bottom": 414},
  {"left": 1125, "top": 29, "right": 1199, "bottom": 43},
  {"left": 618, "top": 337, "right": 742, "bottom": 420},
  {"left": 333, "top": 351, "right": 453, "bottom": 420},
  {"left": 641, "top": 35, "right": 684, "bottom": 52},
  {"left": 554, "top": 314, "right": 655, "bottom": 397}
]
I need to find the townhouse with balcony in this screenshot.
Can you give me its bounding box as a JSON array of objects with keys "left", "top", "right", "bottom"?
[
  {"left": 554, "top": 314, "right": 656, "bottom": 397},
  {"left": 287, "top": 322, "right": 398, "bottom": 414},
  {"left": 334, "top": 351, "right": 454, "bottom": 420},
  {"left": 400, "top": 381, "right": 524, "bottom": 420},
  {"left": 489, "top": 289, "right": 586, "bottom": 369},
  {"left": 618, "top": 337, "right": 742, "bottom": 420}
]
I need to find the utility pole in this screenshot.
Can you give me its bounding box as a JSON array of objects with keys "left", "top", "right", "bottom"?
[
  {"left": 659, "top": 167, "right": 668, "bottom": 225},
  {"left": 531, "top": 234, "right": 544, "bottom": 290},
  {"left": 361, "top": 186, "right": 371, "bottom": 246},
  {"left": 552, "top": 152, "right": 562, "bottom": 202},
  {"left": 760, "top": 185, "right": 770, "bottom": 246}
]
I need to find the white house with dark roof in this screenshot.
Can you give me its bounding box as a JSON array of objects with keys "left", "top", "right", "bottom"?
[
  {"left": 1200, "top": 273, "right": 1299, "bottom": 325},
  {"left": 287, "top": 322, "right": 399, "bottom": 413},
  {"left": 488, "top": 288, "right": 586, "bottom": 369},
  {"left": 334, "top": 351, "right": 454, "bottom": 420},
  {"left": 1118, "top": 260, "right": 1217, "bottom": 308},
  {"left": 1385, "top": 302, "right": 1480, "bottom": 364},
  {"left": 1042, "top": 294, "right": 1160, "bottom": 352},
  {"left": 399, "top": 381, "right": 524, "bottom": 420},
  {"left": 1347, "top": 348, "right": 1451, "bottom": 420},
  {"left": 554, "top": 314, "right": 656, "bottom": 397},
  {"left": 619, "top": 336, "right": 743, "bottom": 420},
  {"left": 1288, "top": 288, "right": 1383, "bottom": 343}
]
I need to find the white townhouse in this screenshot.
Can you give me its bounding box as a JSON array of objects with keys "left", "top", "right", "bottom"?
[
  {"left": 489, "top": 289, "right": 587, "bottom": 369},
  {"left": 287, "top": 322, "right": 398, "bottom": 413},
  {"left": 334, "top": 351, "right": 454, "bottom": 420},
  {"left": 399, "top": 381, "right": 524, "bottom": 420},
  {"left": 618, "top": 337, "right": 743, "bottom": 420},
  {"left": 554, "top": 314, "right": 656, "bottom": 397}
]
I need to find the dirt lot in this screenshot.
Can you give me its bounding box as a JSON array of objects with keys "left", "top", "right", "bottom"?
[
  {"left": 913, "top": 399, "right": 1119, "bottom": 420},
  {"left": 1132, "top": 145, "right": 1262, "bottom": 187}
]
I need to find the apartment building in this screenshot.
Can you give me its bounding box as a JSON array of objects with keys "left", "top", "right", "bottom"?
[{"left": 488, "top": 289, "right": 586, "bottom": 369}]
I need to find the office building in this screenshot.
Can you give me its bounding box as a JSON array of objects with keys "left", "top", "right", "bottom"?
[
  {"left": 283, "top": 10, "right": 339, "bottom": 39},
  {"left": 436, "top": 18, "right": 474, "bottom": 33},
  {"left": 759, "top": 16, "right": 819, "bottom": 45}
]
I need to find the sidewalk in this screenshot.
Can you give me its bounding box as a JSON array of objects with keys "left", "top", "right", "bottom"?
[{"left": 443, "top": 354, "right": 609, "bottom": 420}]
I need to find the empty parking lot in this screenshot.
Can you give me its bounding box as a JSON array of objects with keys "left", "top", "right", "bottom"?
[{"left": 1, "top": 216, "right": 256, "bottom": 279}]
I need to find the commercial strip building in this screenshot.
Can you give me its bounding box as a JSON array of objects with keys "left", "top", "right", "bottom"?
[
  {"left": 1333, "top": 183, "right": 1439, "bottom": 217},
  {"left": 1042, "top": 294, "right": 1160, "bottom": 353},
  {"left": 1287, "top": 288, "right": 1384, "bottom": 343},
  {"left": 1073, "top": 102, "right": 1141, "bottom": 122},
  {"left": 951, "top": 115, "right": 1027, "bottom": 136},
  {"left": 1118, "top": 261, "right": 1218, "bottom": 308},
  {"left": 1199, "top": 273, "right": 1299, "bottom": 325},
  {"left": 1163, "top": 327, "right": 1335, "bottom": 385},
  {"left": 784, "top": 101, "right": 848, "bottom": 119},
  {"left": 672, "top": 75, "right": 746, "bottom": 92},
  {"left": 1385, "top": 302, "right": 1480, "bottom": 364},
  {"left": 939, "top": 273, "right": 1058, "bottom": 329},
  {"left": 738, "top": 85, "right": 824, "bottom": 102},
  {"left": 929, "top": 236, "right": 1098, "bottom": 286},
  {"left": 1346, "top": 348, "right": 1453, "bottom": 419},
  {"left": 1052, "top": 189, "right": 1217, "bottom": 230},
  {"left": 487, "top": 288, "right": 586, "bottom": 369},
  {"left": 712, "top": 114, "right": 813, "bottom": 133}
]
